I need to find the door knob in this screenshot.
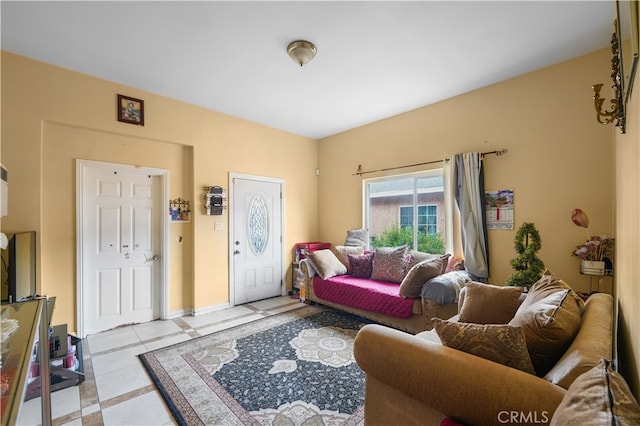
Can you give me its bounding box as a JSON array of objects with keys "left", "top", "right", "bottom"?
[
  {"left": 152, "top": 255, "right": 160, "bottom": 261},
  {"left": 234, "top": 250, "right": 241, "bottom": 255}
]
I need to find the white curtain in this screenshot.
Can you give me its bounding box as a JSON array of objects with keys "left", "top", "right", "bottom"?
[
  {"left": 443, "top": 160, "right": 463, "bottom": 258},
  {"left": 453, "top": 152, "right": 489, "bottom": 281}
]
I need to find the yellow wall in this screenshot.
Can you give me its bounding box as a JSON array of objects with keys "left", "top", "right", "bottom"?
[
  {"left": 615, "top": 67, "right": 640, "bottom": 397},
  {"left": 1, "top": 52, "right": 319, "bottom": 330},
  {"left": 317, "top": 47, "right": 640, "bottom": 397},
  {"left": 2, "top": 44, "right": 638, "bottom": 398},
  {"left": 318, "top": 50, "right": 614, "bottom": 293}
]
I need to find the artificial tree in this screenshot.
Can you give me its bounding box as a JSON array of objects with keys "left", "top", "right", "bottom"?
[{"left": 506, "top": 222, "right": 545, "bottom": 289}]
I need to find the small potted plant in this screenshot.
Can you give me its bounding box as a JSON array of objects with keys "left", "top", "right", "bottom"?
[{"left": 571, "top": 209, "right": 614, "bottom": 275}]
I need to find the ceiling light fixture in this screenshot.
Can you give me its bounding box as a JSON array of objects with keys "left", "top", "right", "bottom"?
[{"left": 287, "top": 40, "right": 317, "bottom": 67}]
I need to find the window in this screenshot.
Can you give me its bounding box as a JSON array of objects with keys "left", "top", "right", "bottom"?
[
  {"left": 400, "top": 205, "right": 438, "bottom": 235},
  {"left": 365, "top": 170, "right": 446, "bottom": 253}
]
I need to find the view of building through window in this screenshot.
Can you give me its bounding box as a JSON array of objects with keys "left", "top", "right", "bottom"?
[{"left": 365, "top": 170, "right": 446, "bottom": 253}]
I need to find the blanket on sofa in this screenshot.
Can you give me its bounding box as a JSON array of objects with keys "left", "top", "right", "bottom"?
[{"left": 313, "top": 275, "right": 415, "bottom": 318}]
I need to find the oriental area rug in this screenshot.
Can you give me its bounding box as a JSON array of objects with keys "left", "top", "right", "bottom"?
[{"left": 139, "top": 305, "right": 369, "bottom": 426}]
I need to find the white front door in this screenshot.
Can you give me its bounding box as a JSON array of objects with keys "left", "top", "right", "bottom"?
[
  {"left": 79, "top": 161, "right": 164, "bottom": 335},
  {"left": 231, "top": 175, "right": 283, "bottom": 305}
]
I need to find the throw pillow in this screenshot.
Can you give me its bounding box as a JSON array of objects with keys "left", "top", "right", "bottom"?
[
  {"left": 344, "top": 228, "right": 369, "bottom": 248},
  {"left": 458, "top": 282, "right": 524, "bottom": 324},
  {"left": 518, "top": 269, "right": 584, "bottom": 313},
  {"left": 445, "top": 256, "right": 465, "bottom": 273},
  {"left": 421, "top": 270, "right": 471, "bottom": 305},
  {"left": 399, "top": 255, "right": 450, "bottom": 298},
  {"left": 550, "top": 359, "right": 640, "bottom": 425},
  {"left": 348, "top": 252, "right": 374, "bottom": 278},
  {"left": 509, "top": 271, "right": 584, "bottom": 376},
  {"left": 305, "top": 249, "right": 347, "bottom": 280},
  {"left": 370, "top": 246, "right": 409, "bottom": 283},
  {"left": 432, "top": 318, "right": 536, "bottom": 374},
  {"left": 331, "top": 245, "right": 365, "bottom": 273},
  {"left": 407, "top": 249, "right": 441, "bottom": 270}
]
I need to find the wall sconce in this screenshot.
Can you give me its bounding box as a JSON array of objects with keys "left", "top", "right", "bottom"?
[
  {"left": 592, "top": 20, "right": 625, "bottom": 133},
  {"left": 204, "top": 186, "right": 226, "bottom": 215}
]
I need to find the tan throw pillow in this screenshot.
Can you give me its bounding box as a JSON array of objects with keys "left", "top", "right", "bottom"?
[
  {"left": 550, "top": 359, "right": 640, "bottom": 426},
  {"left": 370, "top": 246, "right": 408, "bottom": 283},
  {"left": 432, "top": 318, "right": 535, "bottom": 374},
  {"left": 458, "top": 282, "right": 523, "bottom": 324},
  {"left": 407, "top": 250, "right": 441, "bottom": 270},
  {"left": 509, "top": 271, "right": 584, "bottom": 376},
  {"left": 306, "top": 249, "right": 347, "bottom": 280},
  {"left": 399, "top": 255, "right": 450, "bottom": 298},
  {"left": 331, "top": 245, "right": 365, "bottom": 273}
]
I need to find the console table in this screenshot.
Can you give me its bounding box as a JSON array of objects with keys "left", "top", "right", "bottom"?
[{"left": 1, "top": 299, "right": 52, "bottom": 426}]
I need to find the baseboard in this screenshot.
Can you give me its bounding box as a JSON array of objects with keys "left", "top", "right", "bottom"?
[
  {"left": 166, "top": 309, "right": 192, "bottom": 319},
  {"left": 192, "top": 301, "right": 231, "bottom": 316}
]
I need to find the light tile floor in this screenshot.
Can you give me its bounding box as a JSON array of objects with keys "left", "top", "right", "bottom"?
[{"left": 17, "top": 296, "right": 305, "bottom": 426}]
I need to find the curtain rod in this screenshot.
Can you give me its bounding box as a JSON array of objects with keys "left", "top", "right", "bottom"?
[{"left": 352, "top": 149, "right": 508, "bottom": 176}]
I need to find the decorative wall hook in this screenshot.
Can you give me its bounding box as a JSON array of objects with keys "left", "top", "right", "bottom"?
[{"left": 169, "top": 198, "right": 191, "bottom": 222}]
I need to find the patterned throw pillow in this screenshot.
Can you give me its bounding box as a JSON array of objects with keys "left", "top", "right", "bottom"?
[
  {"left": 432, "top": 318, "right": 536, "bottom": 374},
  {"left": 399, "top": 255, "right": 450, "bottom": 298},
  {"left": 348, "top": 252, "right": 374, "bottom": 278},
  {"left": 370, "top": 246, "right": 408, "bottom": 283},
  {"left": 550, "top": 359, "right": 640, "bottom": 425}
]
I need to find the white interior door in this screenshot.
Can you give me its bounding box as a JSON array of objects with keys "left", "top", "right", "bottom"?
[
  {"left": 79, "top": 162, "right": 164, "bottom": 335},
  {"left": 231, "top": 175, "right": 283, "bottom": 305}
]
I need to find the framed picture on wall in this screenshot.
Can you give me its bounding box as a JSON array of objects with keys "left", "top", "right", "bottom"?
[{"left": 117, "top": 94, "right": 145, "bottom": 126}]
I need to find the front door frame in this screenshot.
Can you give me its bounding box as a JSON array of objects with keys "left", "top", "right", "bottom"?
[
  {"left": 76, "top": 159, "right": 169, "bottom": 337},
  {"left": 228, "top": 172, "right": 286, "bottom": 306}
]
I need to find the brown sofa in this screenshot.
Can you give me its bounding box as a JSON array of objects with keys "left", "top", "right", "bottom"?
[{"left": 354, "top": 288, "right": 614, "bottom": 426}]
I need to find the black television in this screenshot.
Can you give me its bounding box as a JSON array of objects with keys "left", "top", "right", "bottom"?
[{"left": 8, "top": 231, "right": 36, "bottom": 302}]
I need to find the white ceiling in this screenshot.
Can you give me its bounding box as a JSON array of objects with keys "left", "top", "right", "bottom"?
[{"left": 1, "top": 1, "right": 613, "bottom": 139}]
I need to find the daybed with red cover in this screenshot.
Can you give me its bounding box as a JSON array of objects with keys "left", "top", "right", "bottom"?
[{"left": 299, "top": 246, "right": 469, "bottom": 334}]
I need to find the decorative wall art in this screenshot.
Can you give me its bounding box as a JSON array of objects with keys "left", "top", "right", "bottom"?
[
  {"left": 169, "top": 198, "right": 191, "bottom": 223},
  {"left": 117, "top": 94, "right": 145, "bottom": 126},
  {"left": 485, "top": 189, "right": 514, "bottom": 230}
]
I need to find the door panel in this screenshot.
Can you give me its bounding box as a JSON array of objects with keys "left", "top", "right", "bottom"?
[
  {"left": 82, "top": 164, "right": 161, "bottom": 335},
  {"left": 232, "top": 177, "right": 283, "bottom": 305}
]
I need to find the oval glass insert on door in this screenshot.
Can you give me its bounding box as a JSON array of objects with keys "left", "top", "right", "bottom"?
[{"left": 247, "top": 195, "right": 269, "bottom": 256}]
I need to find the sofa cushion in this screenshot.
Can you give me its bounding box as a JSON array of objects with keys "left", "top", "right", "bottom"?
[
  {"left": 331, "top": 245, "right": 365, "bottom": 274},
  {"left": 509, "top": 271, "right": 584, "bottom": 376},
  {"left": 306, "top": 249, "right": 347, "bottom": 280},
  {"left": 421, "top": 270, "right": 471, "bottom": 305},
  {"left": 371, "top": 246, "right": 409, "bottom": 283},
  {"left": 407, "top": 249, "right": 441, "bottom": 270},
  {"left": 344, "top": 228, "right": 369, "bottom": 247},
  {"left": 399, "top": 255, "right": 449, "bottom": 298},
  {"left": 445, "top": 256, "right": 465, "bottom": 273},
  {"left": 432, "top": 318, "right": 535, "bottom": 374},
  {"left": 458, "top": 282, "right": 523, "bottom": 324},
  {"left": 550, "top": 359, "right": 640, "bottom": 425},
  {"left": 348, "top": 252, "right": 374, "bottom": 278}
]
